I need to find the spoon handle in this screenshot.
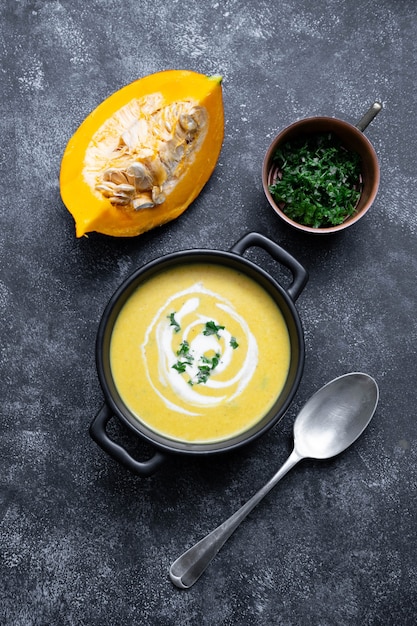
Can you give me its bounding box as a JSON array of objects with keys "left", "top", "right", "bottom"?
[
  {"left": 169, "top": 449, "right": 302, "bottom": 589},
  {"left": 355, "top": 101, "right": 382, "bottom": 132}
]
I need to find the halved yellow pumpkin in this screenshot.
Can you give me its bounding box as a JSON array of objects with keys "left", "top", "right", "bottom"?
[{"left": 60, "top": 70, "right": 224, "bottom": 237}]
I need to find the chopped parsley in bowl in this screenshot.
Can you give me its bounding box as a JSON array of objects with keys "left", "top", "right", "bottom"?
[
  {"left": 268, "top": 132, "right": 362, "bottom": 229},
  {"left": 262, "top": 115, "right": 380, "bottom": 234}
]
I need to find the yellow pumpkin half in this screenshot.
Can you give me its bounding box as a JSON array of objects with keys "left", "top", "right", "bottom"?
[{"left": 60, "top": 70, "right": 224, "bottom": 237}]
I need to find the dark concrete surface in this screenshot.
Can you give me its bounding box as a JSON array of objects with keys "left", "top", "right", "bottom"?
[{"left": 1, "top": 1, "right": 416, "bottom": 624}]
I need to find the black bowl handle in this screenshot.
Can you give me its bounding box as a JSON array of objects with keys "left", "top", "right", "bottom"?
[
  {"left": 89, "top": 404, "right": 167, "bottom": 477},
  {"left": 230, "top": 232, "right": 308, "bottom": 301}
]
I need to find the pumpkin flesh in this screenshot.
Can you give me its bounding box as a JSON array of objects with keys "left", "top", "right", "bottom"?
[{"left": 60, "top": 70, "right": 224, "bottom": 237}]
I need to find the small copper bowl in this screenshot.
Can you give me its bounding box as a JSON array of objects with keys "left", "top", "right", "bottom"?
[{"left": 262, "top": 103, "right": 381, "bottom": 234}]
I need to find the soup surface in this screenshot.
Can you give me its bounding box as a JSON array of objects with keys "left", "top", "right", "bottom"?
[{"left": 110, "top": 263, "right": 290, "bottom": 443}]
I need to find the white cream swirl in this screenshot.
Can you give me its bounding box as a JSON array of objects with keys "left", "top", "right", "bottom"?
[{"left": 141, "top": 282, "right": 258, "bottom": 415}]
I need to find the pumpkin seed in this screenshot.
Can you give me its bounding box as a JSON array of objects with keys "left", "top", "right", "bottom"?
[
  {"left": 116, "top": 183, "right": 136, "bottom": 196},
  {"left": 110, "top": 196, "right": 130, "bottom": 206},
  {"left": 95, "top": 182, "right": 117, "bottom": 197},
  {"left": 179, "top": 113, "right": 197, "bottom": 132},
  {"left": 127, "top": 162, "right": 153, "bottom": 191},
  {"left": 103, "top": 168, "right": 127, "bottom": 185},
  {"left": 152, "top": 186, "right": 166, "bottom": 205},
  {"left": 133, "top": 195, "right": 155, "bottom": 210}
]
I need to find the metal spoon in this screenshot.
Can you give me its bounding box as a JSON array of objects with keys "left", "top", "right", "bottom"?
[{"left": 170, "top": 372, "right": 379, "bottom": 589}]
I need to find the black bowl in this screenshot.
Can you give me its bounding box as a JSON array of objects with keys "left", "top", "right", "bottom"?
[{"left": 90, "top": 232, "right": 308, "bottom": 475}]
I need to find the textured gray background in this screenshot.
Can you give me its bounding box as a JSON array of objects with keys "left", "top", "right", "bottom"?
[{"left": 1, "top": 1, "right": 416, "bottom": 624}]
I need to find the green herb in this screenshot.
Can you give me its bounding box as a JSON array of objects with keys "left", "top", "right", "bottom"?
[
  {"left": 189, "top": 352, "right": 221, "bottom": 386},
  {"left": 170, "top": 319, "right": 238, "bottom": 386},
  {"left": 230, "top": 336, "right": 239, "bottom": 349},
  {"left": 268, "top": 132, "right": 361, "bottom": 228},
  {"left": 172, "top": 341, "right": 194, "bottom": 373},
  {"left": 203, "top": 321, "right": 225, "bottom": 338},
  {"left": 177, "top": 341, "right": 192, "bottom": 361},
  {"left": 172, "top": 361, "right": 188, "bottom": 374},
  {"left": 201, "top": 353, "right": 221, "bottom": 369},
  {"left": 194, "top": 365, "right": 211, "bottom": 385},
  {"left": 168, "top": 312, "right": 181, "bottom": 333}
]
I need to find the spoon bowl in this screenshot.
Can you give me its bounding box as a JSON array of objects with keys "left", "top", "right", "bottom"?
[
  {"left": 170, "top": 372, "right": 379, "bottom": 589},
  {"left": 294, "top": 372, "right": 379, "bottom": 459}
]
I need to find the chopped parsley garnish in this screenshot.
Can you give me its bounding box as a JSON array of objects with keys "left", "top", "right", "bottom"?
[
  {"left": 172, "top": 341, "right": 193, "bottom": 373},
  {"left": 230, "top": 336, "right": 239, "bottom": 349},
  {"left": 268, "top": 132, "right": 361, "bottom": 228},
  {"left": 172, "top": 361, "right": 188, "bottom": 374},
  {"left": 169, "top": 319, "right": 240, "bottom": 386},
  {"left": 177, "top": 340, "right": 191, "bottom": 359},
  {"left": 203, "top": 321, "right": 225, "bottom": 338},
  {"left": 201, "top": 353, "right": 221, "bottom": 369},
  {"left": 175, "top": 341, "right": 193, "bottom": 366},
  {"left": 168, "top": 312, "right": 181, "bottom": 333},
  {"left": 189, "top": 352, "right": 221, "bottom": 386},
  {"left": 193, "top": 365, "right": 211, "bottom": 385}
]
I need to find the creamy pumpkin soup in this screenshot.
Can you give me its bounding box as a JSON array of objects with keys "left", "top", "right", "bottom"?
[{"left": 110, "top": 263, "right": 290, "bottom": 443}]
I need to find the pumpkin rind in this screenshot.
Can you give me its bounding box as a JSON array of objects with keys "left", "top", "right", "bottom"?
[{"left": 60, "top": 70, "right": 224, "bottom": 237}]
